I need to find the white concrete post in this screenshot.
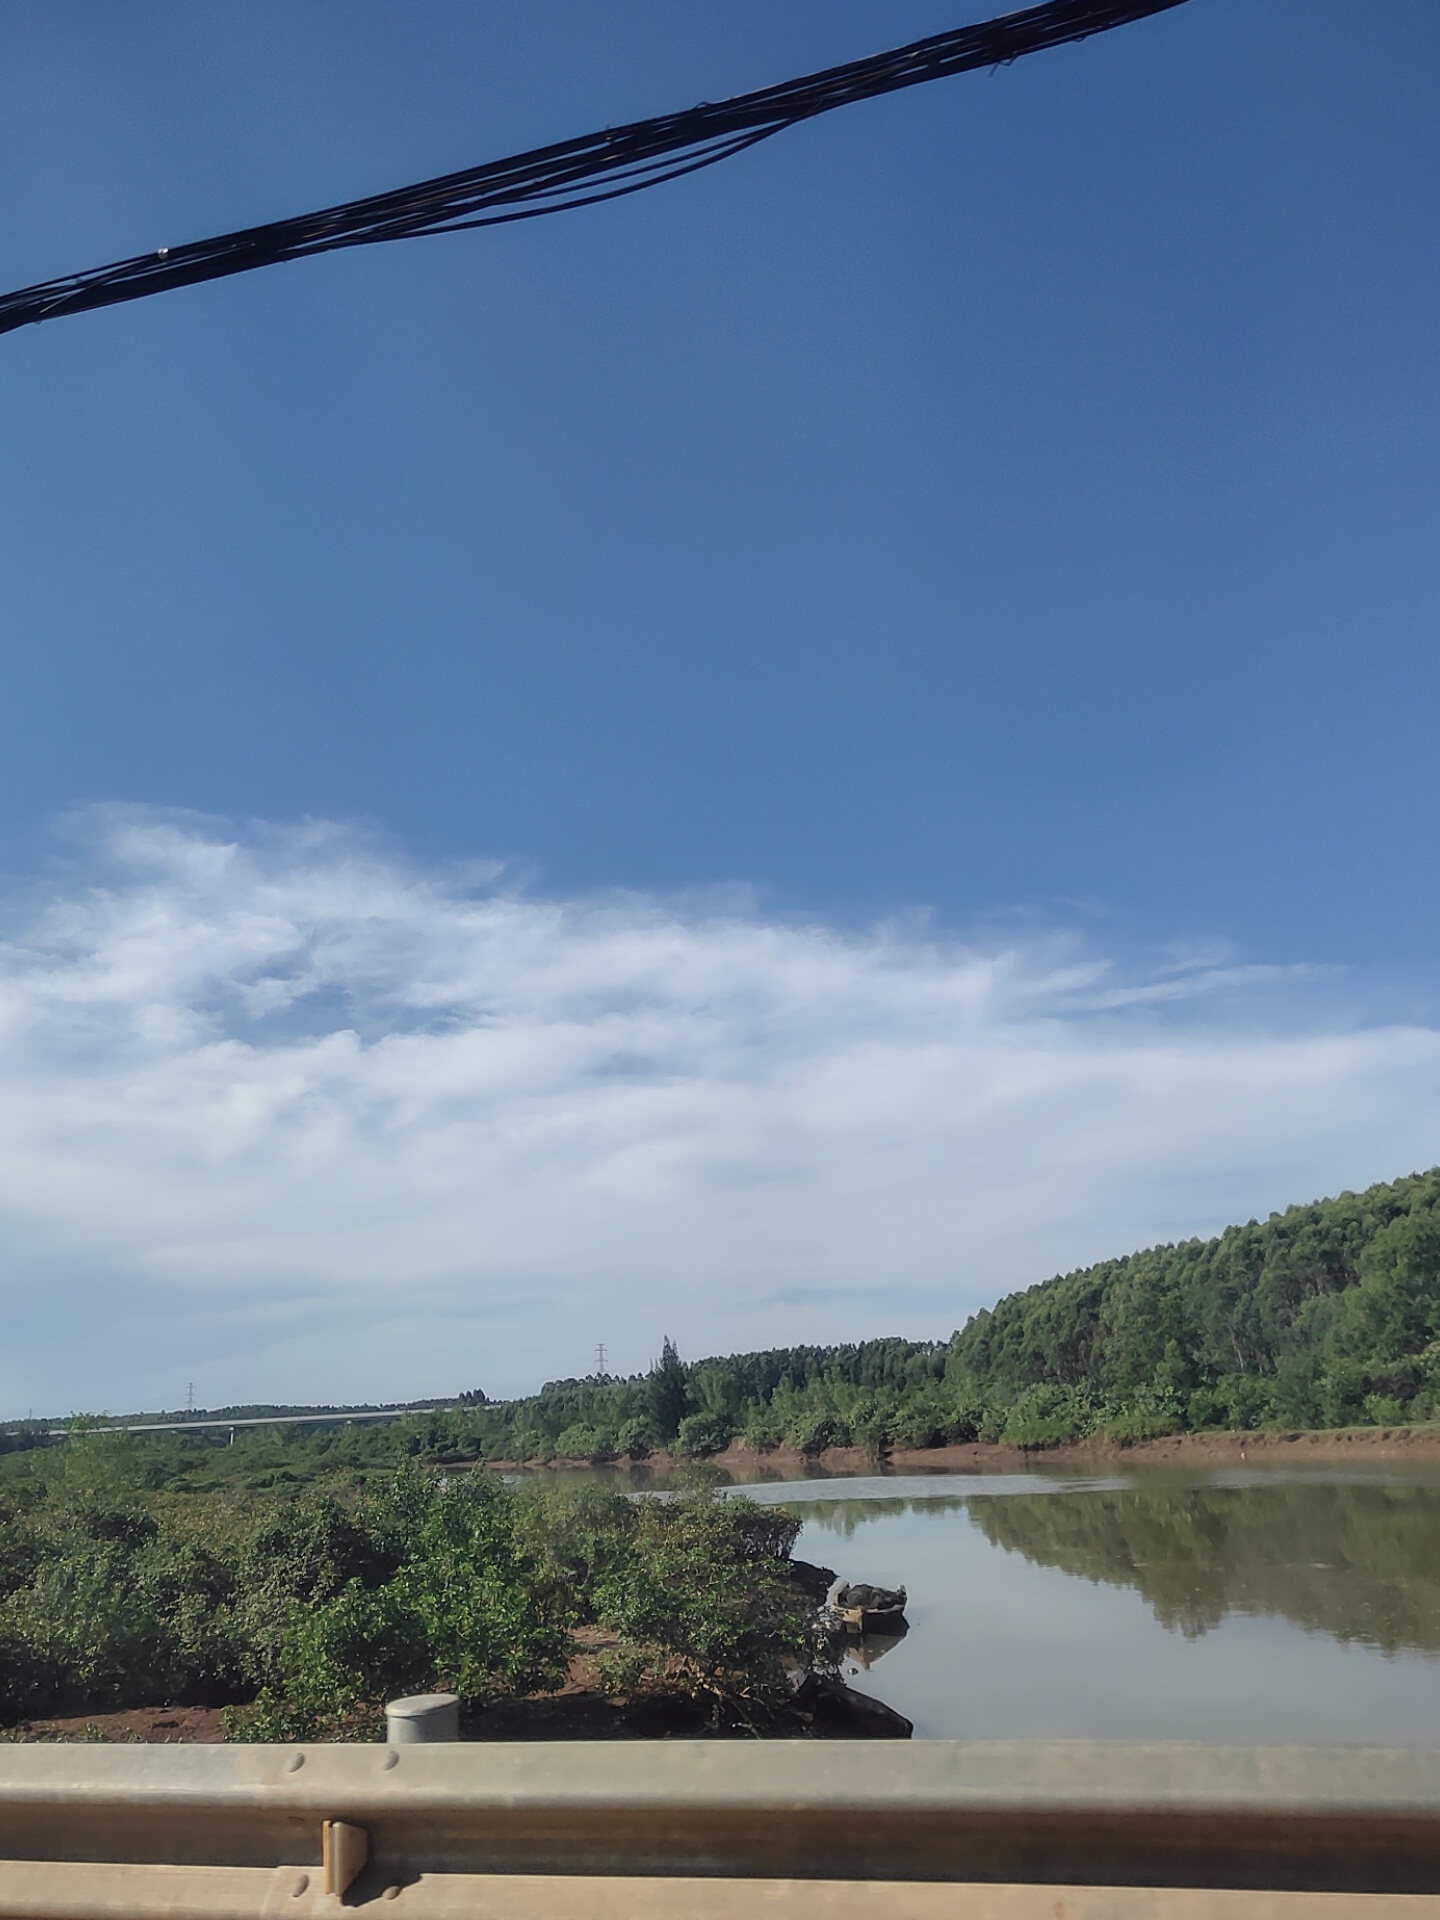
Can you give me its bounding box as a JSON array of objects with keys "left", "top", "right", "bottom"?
[{"left": 385, "top": 1692, "right": 460, "bottom": 1743}]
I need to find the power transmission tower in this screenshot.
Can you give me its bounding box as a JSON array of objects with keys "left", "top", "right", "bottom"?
[{"left": 596, "top": 1343, "right": 607, "bottom": 1377}]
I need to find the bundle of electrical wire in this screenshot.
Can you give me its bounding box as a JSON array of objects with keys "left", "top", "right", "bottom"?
[{"left": 0, "top": 0, "right": 1185, "bottom": 336}]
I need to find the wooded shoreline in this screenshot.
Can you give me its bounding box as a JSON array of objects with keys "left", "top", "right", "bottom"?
[{"left": 491, "top": 1420, "right": 1440, "bottom": 1478}]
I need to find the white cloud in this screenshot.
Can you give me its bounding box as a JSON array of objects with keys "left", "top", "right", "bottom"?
[{"left": 0, "top": 807, "right": 1437, "bottom": 1415}]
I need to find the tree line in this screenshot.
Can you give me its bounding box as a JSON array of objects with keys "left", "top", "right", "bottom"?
[{"left": 447, "top": 1165, "right": 1440, "bottom": 1458}]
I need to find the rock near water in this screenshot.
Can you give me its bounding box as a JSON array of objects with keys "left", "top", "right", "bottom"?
[{"left": 791, "top": 1671, "right": 913, "bottom": 1739}]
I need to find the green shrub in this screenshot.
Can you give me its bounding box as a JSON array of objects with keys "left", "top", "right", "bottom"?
[
  {"left": 999, "top": 1385, "right": 1091, "bottom": 1449},
  {"left": 1362, "top": 1394, "right": 1407, "bottom": 1427},
  {"left": 676, "top": 1412, "right": 734, "bottom": 1458},
  {"left": 513, "top": 1484, "right": 636, "bottom": 1615},
  {"left": 244, "top": 1581, "right": 419, "bottom": 1741},
  {"left": 889, "top": 1395, "right": 948, "bottom": 1449},
  {"left": 1101, "top": 1405, "right": 1181, "bottom": 1444},
  {"left": 591, "top": 1494, "right": 805, "bottom": 1704},
  {"left": 784, "top": 1410, "right": 843, "bottom": 1455},
  {"left": 554, "top": 1424, "right": 615, "bottom": 1463},
  {"left": 740, "top": 1405, "right": 784, "bottom": 1451},
  {"left": 616, "top": 1418, "right": 653, "bottom": 1459}
]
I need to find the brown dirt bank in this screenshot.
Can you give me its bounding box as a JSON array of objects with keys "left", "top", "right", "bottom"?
[
  {"left": 4, "top": 1705, "right": 230, "bottom": 1744},
  {"left": 1, "top": 1694, "right": 753, "bottom": 1745},
  {"left": 3, "top": 1631, "right": 908, "bottom": 1745},
  {"left": 887, "top": 1424, "right": 1440, "bottom": 1471}
]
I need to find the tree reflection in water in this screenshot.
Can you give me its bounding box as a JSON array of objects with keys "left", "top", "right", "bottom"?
[
  {"left": 777, "top": 1495, "right": 969, "bottom": 1540},
  {"left": 966, "top": 1480, "right": 1440, "bottom": 1652},
  {"left": 781, "top": 1477, "right": 1440, "bottom": 1654}
]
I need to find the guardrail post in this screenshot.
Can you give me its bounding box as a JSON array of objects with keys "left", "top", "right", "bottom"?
[
  {"left": 385, "top": 1692, "right": 460, "bottom": 1743},
  {"left": 321, "top": 1819, "right": 368, "bottom": 1896}
]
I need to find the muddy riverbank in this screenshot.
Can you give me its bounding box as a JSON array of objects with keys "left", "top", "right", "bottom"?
[{"left": 6, "top": 1628, "right": 910, "bottom": 1745}]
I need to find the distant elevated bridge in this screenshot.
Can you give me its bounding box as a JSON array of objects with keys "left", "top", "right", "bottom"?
[{"left": 40, "top": 1406, "right": 441, "bottom": 1439}]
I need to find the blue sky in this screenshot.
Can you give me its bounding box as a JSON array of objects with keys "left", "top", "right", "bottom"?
[{"left": 1, "top": 2, "right": 1438, "bottom": 1411}]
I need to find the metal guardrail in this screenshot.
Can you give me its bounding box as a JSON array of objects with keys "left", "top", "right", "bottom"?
[{"left": 2, "top": 1742, "right": 1440, "bottom": 1917}]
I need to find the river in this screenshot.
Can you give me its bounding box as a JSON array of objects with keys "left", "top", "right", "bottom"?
[{"left": 604, "top": 1462, "right": 1440, "bottom": 1742}]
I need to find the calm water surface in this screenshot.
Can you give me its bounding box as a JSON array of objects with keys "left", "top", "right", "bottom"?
[{"left": 635, "top": 1464, "right": 1440, "bottom": 1742}]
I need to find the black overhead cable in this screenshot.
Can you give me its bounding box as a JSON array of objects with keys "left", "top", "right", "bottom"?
[{"left": 0, "top": 0, "right": 1187, "bottom": 338}]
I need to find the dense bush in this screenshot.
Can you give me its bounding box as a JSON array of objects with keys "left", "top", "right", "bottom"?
[
  {"left": 587, "top": 1494, "right": 806, "bottom": 1704},
  {"left": 675, "top": 1412, "right": 735, "bottom": 1458},
  {"left": 0, "top": 1440, "right": 817, "bottom": 1737}
]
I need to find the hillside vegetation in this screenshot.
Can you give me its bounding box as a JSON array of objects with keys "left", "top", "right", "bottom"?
[
  {"left": 460, "top": 1164, "right": 1440, "bottom": 1456},
  {"left": 948, "top": 1164, "right": 1440, "bottom": 1444}
]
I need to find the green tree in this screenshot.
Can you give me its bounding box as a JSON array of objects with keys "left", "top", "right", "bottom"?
[
  {"left": 647, "top": 1338, "right": 690, "bottom": 1443},
  {"left": 591, "top": 1494, "right": 807, "bottom": 1708}
]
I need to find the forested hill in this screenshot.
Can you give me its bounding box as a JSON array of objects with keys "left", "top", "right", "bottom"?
[
  {"left": 369, "top": 1165, "right": 1440, "bottom": 1457},
  {"left": 947, "top": 1166, "right": 1440, "bottom": 1442},
  {"left": 504, "top": 1165, "right": 1440, "bottom": 1454}
]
